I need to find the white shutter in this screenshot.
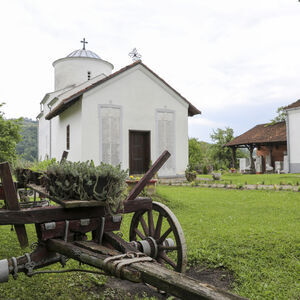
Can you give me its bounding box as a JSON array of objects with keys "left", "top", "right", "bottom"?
[
  {"left": 157, "top": 111, "right": 175, "bottom": 175},
  {"left": 100, "top": 106, "right": 121, "bottom": 165}
]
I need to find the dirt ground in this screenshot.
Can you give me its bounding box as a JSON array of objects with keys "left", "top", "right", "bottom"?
[{"left": 98, "top": 265, "right": 234, "bottom": 299}]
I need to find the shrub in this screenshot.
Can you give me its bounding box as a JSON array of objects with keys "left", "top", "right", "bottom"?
[
  {"left": 202, "top": 165, "right": 208, "bottom": 174},
  {"left": 43, "top": 161, "right": 128, "bottom": 215},
  {"left": 212, "top": 173, "right": 221, "bottom": 180},
  {"left": 185, "top": 165, "right": 197, "bottom": 182}
]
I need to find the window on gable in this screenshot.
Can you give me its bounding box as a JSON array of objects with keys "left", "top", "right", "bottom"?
[{"left": 66, "top": 125, "right": 70, "bottom": 150}]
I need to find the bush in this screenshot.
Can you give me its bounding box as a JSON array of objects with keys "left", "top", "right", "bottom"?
[
  {"left": 212, "top": 173, "right": 221, "bottom": 180},
  {"left": 202, "top": 165, "right": 208, "bottom": 174},
  {"left": 43, "top": 161, "right": 128, "bottom": 214},
  {"left": 185, "top": 165, "right": 197, "bottom": 182}
]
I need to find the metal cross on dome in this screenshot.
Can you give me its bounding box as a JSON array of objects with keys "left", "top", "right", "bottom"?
[
  {"left": 129, "top": 48, "right": 142, "bottom": 62},
  {"left": 81, "top": 38, "right": 88, "bottom": 50}
]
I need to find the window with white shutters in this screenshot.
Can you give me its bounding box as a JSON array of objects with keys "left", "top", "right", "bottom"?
[
  {"left": 99, "top": 106, "right": 121, "bottom": 166},
  {"left": 156, "top": 110, "right": 175, "bottom": 175}
]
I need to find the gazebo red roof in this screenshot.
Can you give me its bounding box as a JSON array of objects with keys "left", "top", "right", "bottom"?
[{"left": 225, "top": 121, "right": 286, "bottom": 147}]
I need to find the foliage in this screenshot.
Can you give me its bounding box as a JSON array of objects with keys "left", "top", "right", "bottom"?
[
  {"left": 188, "top": 138, "right": 203, "bottom": 171},
  {"left": 31, "top": 158, "right": 57, "bottom": 172},
  {"left": 210, "top": 127, "right": 234, "bottom": 170},
  {"left": 188, "top": 138, "right": 214, "bottom": 173},
  {"left": 185, "top": 165, "right": 197, "bottom": 182},
  {"left": 202, "top": 165, "right": 208, "bottom": 174},
  {"left": 15, "top": 118, "right": 38, "bottom": 161},
  {"left": 13, "top": 158, "right": 57, "bottom": 186},
  {"left": 0, "top": 103, "right": 22, "bottom": 163},
  {"left": 268, "top": 106, "right": 287, "bottom": 125},
  {"left": 210, "top": 127, "right": 247, "bottom": 170},
  {"left": 43, "top": 161, "right": 128, "bottom": 214}
]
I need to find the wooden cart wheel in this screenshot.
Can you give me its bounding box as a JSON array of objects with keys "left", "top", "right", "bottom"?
[{"left": 129, "top": 201, "right": 187, "bottom": 273}]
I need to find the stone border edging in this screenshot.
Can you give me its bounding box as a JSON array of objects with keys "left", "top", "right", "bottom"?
[{"left": 159, "top": 182, "right": 300, "bottom": 192}]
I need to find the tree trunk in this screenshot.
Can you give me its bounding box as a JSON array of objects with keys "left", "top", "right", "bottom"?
[{"left": 231, "top": 147, "right": 237, "bottom": 169}]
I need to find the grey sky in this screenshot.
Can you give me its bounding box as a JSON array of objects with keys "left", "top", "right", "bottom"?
[{"left": 1, "top": 0, "right": 299, "bottom": 142}]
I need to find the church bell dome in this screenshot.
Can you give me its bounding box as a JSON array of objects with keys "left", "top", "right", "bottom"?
[
  {"left": 53, "top": 39, "right": 114, "bottom": 91},
  {"left": 67, "top": 49, "right": 101, "bottom": 59}
]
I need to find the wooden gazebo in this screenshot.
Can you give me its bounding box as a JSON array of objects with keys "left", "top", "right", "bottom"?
[{"left": 225, "top": 121, "right": 287, "bottom": 173}]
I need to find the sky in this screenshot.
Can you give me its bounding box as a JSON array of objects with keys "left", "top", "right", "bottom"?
[{"left": 0, "top": 0, "right": 300, "bottom": 142}]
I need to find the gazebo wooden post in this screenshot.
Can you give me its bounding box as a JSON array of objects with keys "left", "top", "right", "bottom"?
[
  {"left": 268, "top": 145, "right": 273, "bottom": 168},
  {"left": 247, "top": 144, "right": 256, "bottom": 174},
  {"left": 231, "top": 146, "right": 237, "bottom": 169}
]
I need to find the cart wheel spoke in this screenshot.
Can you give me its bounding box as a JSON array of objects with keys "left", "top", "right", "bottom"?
[
  {"left": 154, "top": 213, "right": 163, "bottom": 240},
  {"left": 157, "top": 257, "right": 165, "bottom": 266},
  {"left": 160, "top": 252, "right": 177, "bottom": 270},
  {"left": 148, "top": 210, "right": 155, "bottom": 237},
  {"left": 157, "top": 227, "right": 172, "bottom": 245},
  {"left": 140, "top": 215, "right": 149, "bottom": 236},
  {"left": 134, "top": 228, "right": 145, "bottom": 240}
]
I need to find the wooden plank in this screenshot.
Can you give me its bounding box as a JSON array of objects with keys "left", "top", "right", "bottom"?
[
  {"left": 103, "top": 232, "right": 137, "bottom": 253},
  {"left": 126, "top": 150, "right": 170, "bottom": 201},
  {"left": 8, "top": 245, "right": 61, "bottom": 274},
  {"left": 0, "top": 197, "right": 149, "bottom": 225},
  {"left": 47, "top": 239, "right": 247, "bottom": 300},
  {"left": 47, "top": 239, "right": 141, "bottom": 283},
  {"left": 0, "top": 162, "right": 28, "bottom": 248},
  {"left": 60, "top": 151, "right": 69, "bottom": 163},
  {"left": 0, "top": 206, "right": 104, "bottom": 225},
  {"left": 37, "top": 217, "right": 121, "bottom": 241},
  {"left": 74, "top": 241, "right": 120, "bottom": 256},
  {"left": 123, "top": 197, "right": 152, "bottom": 213}
]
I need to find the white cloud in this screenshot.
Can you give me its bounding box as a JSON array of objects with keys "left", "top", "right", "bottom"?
[{"left": 0, "top": 0, "right": 300, "bottom": 144}]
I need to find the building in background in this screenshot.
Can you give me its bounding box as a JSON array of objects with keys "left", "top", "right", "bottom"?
[
  {"left": 37, "top": 41, "right": 201, "bottom": 177},
  {"left": 285, "top": 99, "right": 300, "bottom": 173}
]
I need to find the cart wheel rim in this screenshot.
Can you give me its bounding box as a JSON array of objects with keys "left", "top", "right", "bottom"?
[{"left": 129, "top": 201, "right": 187, "bottom": 273}]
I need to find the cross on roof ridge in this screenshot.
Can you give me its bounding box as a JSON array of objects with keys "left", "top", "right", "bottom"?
[{"left": 81, "top": 38, "right": 88, "bottom": 50}]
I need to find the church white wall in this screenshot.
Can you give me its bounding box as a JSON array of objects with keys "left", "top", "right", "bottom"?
[
  {"left": 287, "top": 109, "right": 300, "bottom": 173},
  {"left": 38, "top": 99, "right": 52, "bottom": 160},
  {"left": 38, "top": 115, "right": 50, "bottom": 160},
  {"left": 53, "top": 57, "right": 113, "bottom": 91},
  {"left": 51, "top": 100, "right": 82, "bottom": 162},
  {"left": 81, "top": 67, "right": 189, "bottom": 176}
]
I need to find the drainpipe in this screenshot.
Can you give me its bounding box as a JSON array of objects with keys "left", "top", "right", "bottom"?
[
  {"left": 36, "top": 116, "right": 39, "bottom": 161},
  {"left": 47, "top": 103, "right": 52, "bottom": 159}
]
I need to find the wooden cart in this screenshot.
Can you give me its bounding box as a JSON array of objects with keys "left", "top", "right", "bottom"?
[{"left": 0, "top": 151, "right": 245, "bottom": 300}]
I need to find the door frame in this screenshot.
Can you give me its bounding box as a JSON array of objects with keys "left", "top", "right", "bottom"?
[{"left": 129, "top": 130, "right": 151, "bottom": 175}]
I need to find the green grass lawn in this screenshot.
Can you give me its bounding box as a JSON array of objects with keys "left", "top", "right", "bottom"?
[
  {"left": 198, "top": 172, "right": 300, "bottom": 185},
  {"left": 0, "top": 187, "right": 299, "bottom": 299},
  {"left": 151, "top": 186, "right": 299, "bottom": 299}
]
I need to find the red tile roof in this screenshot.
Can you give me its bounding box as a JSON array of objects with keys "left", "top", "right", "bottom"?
[
  {"left": 284, "top": 99, "right": 300, "bottom": 110},
  {"left": 225, "top": 121, "right": 286, "bottom": 147},
  {"left": 46, "top": 61, "right": 201, "bottom": 120}
]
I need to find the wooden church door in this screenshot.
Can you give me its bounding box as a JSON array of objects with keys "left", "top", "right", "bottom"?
[{"left": 129, "top": 131, "right": 150, "bottom": 175}]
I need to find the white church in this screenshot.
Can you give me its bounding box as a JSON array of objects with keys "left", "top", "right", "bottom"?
[{"left": 37, "top": 40, "right": 201, "bottom": 177}]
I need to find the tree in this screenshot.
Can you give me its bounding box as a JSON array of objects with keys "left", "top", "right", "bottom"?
[
  {"left": 210, "top": 127, "right": 235, "bottom": 169},
  {"left": 0, "top": 103, "right": 22, "bottom": 163},
  {"left": 16, "top": 118, "right": 38, "bottom": 161},
  {"left": 188, "top": 138, "right": 203, "bottom": 170},
  {"left": 268, "top": 106, "right": 287, "bottom": 124},
  {"left": 210, "top": 127, "right": 248, "bottom": 170}
]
